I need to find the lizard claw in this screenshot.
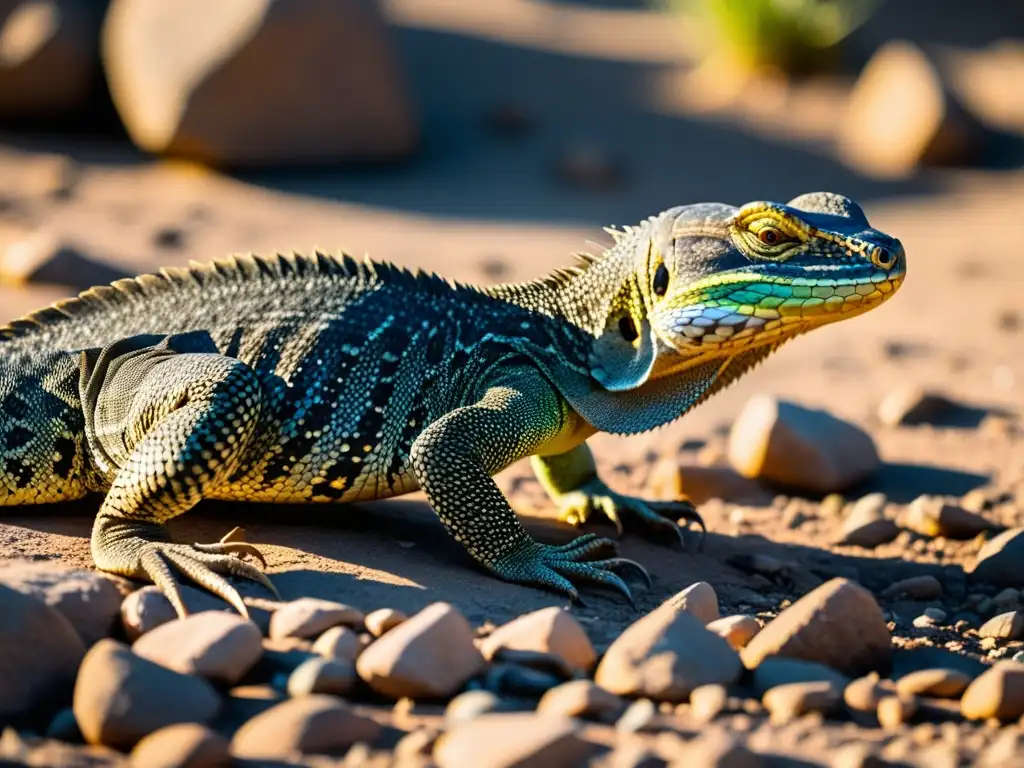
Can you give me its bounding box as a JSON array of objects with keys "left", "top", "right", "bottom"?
[{"left": 490, "top": 534, "right": 647, "bottom": 605}]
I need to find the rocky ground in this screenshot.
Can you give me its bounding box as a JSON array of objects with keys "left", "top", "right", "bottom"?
[{"left": 1, "top": 1, "right": 1024, "bottom": 766}]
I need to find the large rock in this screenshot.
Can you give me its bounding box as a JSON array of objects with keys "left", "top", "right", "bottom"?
[
  {"left": 727, "top": 396, "right": 879, "bottom": 493},
  {"left": 838, "top": 40, "right": 986, "bottom": 178},
  {"left": 967, "top": 527, "right": 1024, "bottom": 586},
  {"left": 0, "top": 0, "right": 104, "bottom": 117},
  {"left": 73, "top": 639, "right": 221, "bottom": 750},
  {"left": 230, "top": 694, "right": 380, "bottom": 760},
  {"left": 0, "top": 582, "right": 86, "bottom": 719},
  {"left": 356, "top": 602, "right": 486, "bottom": 699},
  {"left": 480, "top": 607, "right": 596, "bottom": 673},
  {"left": 132, "top": 611, "right": 263, "bottom": 685},
  {"left": 0, "top": 559, "right": 123, "bottom": 647},
  {"left": 741, "top": 578, "right": 891, "bottom": 677},
  {"left": 594, "top": 604, "right": 741, "bottom": 702},
  {"left": 433, "top": 713, "right": 599, "bottom": 768},
  {"left": 101, "top": 0, "right": 416, "bottom": 166},
  {"left": 960, "top": 661, "right": 1024, "bottom": 721}
]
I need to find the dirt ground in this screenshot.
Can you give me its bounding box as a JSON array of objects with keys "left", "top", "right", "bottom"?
[{"left": 0, "top": 0, "right": 1022, "bottom": 763}]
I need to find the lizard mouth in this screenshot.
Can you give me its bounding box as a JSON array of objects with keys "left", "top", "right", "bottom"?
[{"left": 655, "top": 261, "right": 906, "bottom": 356}]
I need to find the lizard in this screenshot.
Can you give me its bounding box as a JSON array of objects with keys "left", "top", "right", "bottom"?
[{"left": 0, "top": 192, "right": 905, "bottom": 617}]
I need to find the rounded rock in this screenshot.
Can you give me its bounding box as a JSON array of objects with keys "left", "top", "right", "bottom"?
[
  {"left": 707, "top": 615, "right": 761, "bottom": 650},
  {"left": 356, "top": 602, "right": 485, "bottom": 699},
  {"left": 665, "top": 581, "right": 720, "bottom": 625},
  {"left": 536, "top": 680, "right": 624, "bottom": 723},
  {"left": 230, "top": 694, "right": 380, "bottom": 759},
  {"left": 896, "top": 668, "right": 971, "bottom": 699},
  {"left": 130, "top": 723, "right": 230, "bottom": 768},
  {"left": 877, "top": 694, "right": 917, "bottom": 729},
  {"left": 132, "top": 611, "right": 263, "bottom": 685},
  {"left": 960, "top": 661, "right": 1024, "bottom": 721},
  {"left": 364, "top": 607, "right": 407, "bottom": 638},
  {"left": 311, "top": 625, "right": 363, "bottom": 661},
  {"left": 286, "top": 657, "right": 356, "bottom": 697},
  {"left": 979, "top": 611, "right": 1024, "bottom": 641},
  {"left": 73, "top": 638, "right": 221, "bottom": 750},
  {"left": 968, "top": 528, "right": 1024, "bottom": 587},
  {"left": 479, "top": 606, "right": 596, "bottom": 673},
  {"left": 445, "top": 690, "right": 505, "bottom": 726},
  {"left": 763, "top": 680, "right": 841, "bottom": 725},
  {"left": 433, "top": 712, "right": 598, "bottom": 768},
  {"left": 690, "top": 683, "right": 729, "bottom": 723},
  {"left": 269, "top": 597, "right": 364, "bottom": 640},
  {"left": 901, "top": 495, "right": 1000, "bottom": 540}
]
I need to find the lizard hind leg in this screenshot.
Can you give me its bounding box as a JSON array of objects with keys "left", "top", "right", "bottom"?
[{"left": 83, "top": 334, "right": 277, "bottom": 618}]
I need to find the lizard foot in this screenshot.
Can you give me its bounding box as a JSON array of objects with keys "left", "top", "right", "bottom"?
[
  {"left": 492, "top": 533, "right": 650, "bottom": 606},
  {"left": 92, "top": 516, "right": 279, "bottom": 618},
  {"left": 556, "top": 479, "right": 706, "bottom": 552}
]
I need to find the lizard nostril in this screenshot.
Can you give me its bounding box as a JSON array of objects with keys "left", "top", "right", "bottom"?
[{"left": 871, "top": 246, "right": 896, "bottom": 270}]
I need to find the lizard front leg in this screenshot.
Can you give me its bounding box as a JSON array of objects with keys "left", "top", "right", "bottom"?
[
  {"left": 531, "top": 443, "right": 705, "bottom": 550},
  {"left": 83, "top": 335, "right": 277, "bottom": 617},
  {"left": 410, "top": 370, "right": 648, "bottom": 603}
]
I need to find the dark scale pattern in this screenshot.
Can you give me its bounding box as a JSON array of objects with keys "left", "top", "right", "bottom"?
[{"left": 0, "top": 193, "right": 906, "bottom": 612}]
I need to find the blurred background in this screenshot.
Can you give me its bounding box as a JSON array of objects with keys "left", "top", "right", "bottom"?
[{"left": 0, "top": 0, "right": 1021, "bottom": 461}]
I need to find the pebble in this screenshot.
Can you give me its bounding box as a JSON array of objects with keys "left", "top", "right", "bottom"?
[
  {"left": 969, "top": 528, "right": 1024, "bottom": 586},
  {"left": 73, "top": 639, "right": 220, "bottom": 750},
  {"left": 595, "top": 605, "right": 741, "bottom": 702},
  {"left": 844, "top": 673, "right": 891, "bottom": 713},
  {"left": 896, "top": 668, "right": 971, "bottom": 698},
  {"left": 993, "top": 588, "right": 1021, "bottom": 613},
  {"left": 646, "top": 460, "right": 773, "bottom": 506},
  {"left": 979, "top": 611, "right": 1024, "bottom": 640},
  {"left": 433, "top": 713, "right": 598, "bottom": 768},
  {"left": 132, "top": 611, "right": 263, "bottom": 685},
  {"left": 881, "top": 575, "right": 943, "bottom": 601},
  {"left": 763, "top": 680, "right": 841, "bottom": 724},
  {"left": 230, "top": 694, "right": 380, "bottom": 759},
  {"left": 536, "top": 680, "right": 624, "bottom": 722},
  {"left": 960, "top": 661, "right": 1024, "bottom": 720},
  {"left": 268, "top": 598, "right": 364, "bottom": 640},
  {"left": 836, "top": 493, "right": 899, "bottom": 548},
  {"left": 877, "top": 386, "right": 957, "bottom": 427},
  {"left": 689, "top": 683, "right": 729, "bottom": 722},
  {"left": 877, "top": 694, "right": 917, "bottom": 729},
  {"left": 615, "top": 698, "right": 657, "bottom": 733},
  {"left": 901, "top": 495, "right": 1001, "bottom": 539},
  {"left": 286, "top": 657, "right": 357, "bottom": 697},
  {"left": 0, "top": 560, "right": 125, "bottom": 646},
  {"left": 311, "top": 625, "right": 363, "bottom": 661},
  {"left": 479, "top": 606, "right": 596, "bottom": 673},
  {"left": 707, "top": 615, "right": 761, "bottom": 650},
  {"left": 120, "top": 584, "right": 274, "bottom": 641},
  {"left": 727, "top": 395, "right": 879, "bottom": 493},
  {"left": 364, "top": 608, "right": 407, "bottom": 637},
  {"left": 741, "top": 578, "right": 891, "bottom": 677},
  {"left": 0, "top": 582, "right": 86, "bottom": 719},
  {"left": 356, "top": 602, "right": 486, "bottom": 698},
  {"left": 130, "top": 723, "right": 230, "bottom": 768},
  {"left": 663, "top": 581, "right": 720, "bottom": 625},
  {"left": 750, "top": 658, "right": 850, "bottom": 697},
  {"left": 445, "top": 690, "right": 506, "bottom": 726}
]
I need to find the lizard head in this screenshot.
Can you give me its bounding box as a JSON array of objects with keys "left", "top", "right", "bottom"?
[{"left": 589, "top": 192, "right": 906, "bottom": 391}]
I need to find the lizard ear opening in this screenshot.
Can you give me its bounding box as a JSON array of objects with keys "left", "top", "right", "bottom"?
[{"left": 589, "top": 312, "right": 657, "bottom": 392}]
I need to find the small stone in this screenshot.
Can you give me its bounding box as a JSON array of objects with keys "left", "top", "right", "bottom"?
[
  {"left": 728, "top": 395, "right": 879, "bottom": 493},
  {"left": 877, "top": 694, "right": 917, "bottom": 729},
  {"left": 647, "top": 460, "right": 772, "bottom": 506},
  {"left": 968, "top": 528, "right": 1024, "bottom": 586},
  {"left": 913, "top": 614, "right": 938, "bottom": 629},
  {"left": 960, "top": 661, "right": 1024, "bottom": 720},
  {"left": 130, "top": 723, "right": 230, "bottom": 768},
  {"left": 689, "top": 684, "right": 729, "bottom": 723},
  {"left": 364, "top": 608, "right": 407, "bottom": 637},
  {"left": 741, "top": 578, "right": 892, "bottom": 677},
  {"left": 838, "top": 41, "right": 986, "bottom": 177},
  {"left": 595, "top": 605, "right": 741, "bottom": 702},
  {"left": 979, "top": 611, "right": 1024, "bottom": 640},
  {"left": 479, "top": 606, "right": 596, "bottom": 673},
  {"left": 844, "top": 673, "right": 890, "bottom": 713},
  {"left": 896, "top": 668, "right": 971, "bottom": 698},
  {"left": 132, "top": 611, "right": 263, "bottom": 685},
  {"left": 435, "top": 713, "right": 598, "bottom": 768},
  {"left": 311, "top": 625, "right": 362, "bottom": 661},
  {"left": 665, "top": 581, "right": 720, "bottom": 625},
  {"left": 820, "top": 493, "right": 846, "bottom": 518},
  {"left": 924, "top": 607, "right": 947, "bottom": 622},
  {"left": 616, "top": 698, "right": 657, "bottom": 733},
  {"left": 286, "top": 657, "right": 356, "bottom": 697},
  {"left": 901, "top": 495, "right": 1001, "bottom": 540},
  {"left": 445, "top": 690, "right": 506, "bottom": 726},
  {"left": 73, "top": 639, "right": 220, "bottom": 750},
  {"left": 877, "top": 386, "right": 957, "bottom": 427},
  {"left": 356, "top": 602, "right": 485, "bottom": 699},
  {"left": 993, "top": 588, "right": 1021, "bottom": 613},
  {"left": 750, "top": 658, "right": 850, "bottom": 697},
  {"left": 230, "top": 694, "right": 380, "bottom": 759},
  {"left": 269, "top": 598, "right": 364, "bottom": 640},
  {"left": 837, "top": 493, "right": 899, "bottom": 548},
  {"left": 536, "top": 680, "right": 624, "bottom": 723},
  {"left": 707, "top": 615, "right": 761, "bottom": 650},
  {"left": 763, "top": 681, "right": 841, "bottom": 725},
  {"left": 882, "top": 575, "right": 943, "bottom": 601},
  {"left": 121, "top": 584, "right": 274, "bottom": 641},
  {"left": 0, "top": 582, "right": 86, "bottom": 720},
  {"left": 0, "top": 559, "right": 124, "bottom": 646}
]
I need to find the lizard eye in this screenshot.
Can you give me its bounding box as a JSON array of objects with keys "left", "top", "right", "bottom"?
[
  {"left": 653, "top": 263, "right": 669, "bottom": 297},
  {"left": 757, "top": 227, "right": 782, "bottom": 245},
  {"left": 618, "top": 315, "right": 638, "bottom": 342}
]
